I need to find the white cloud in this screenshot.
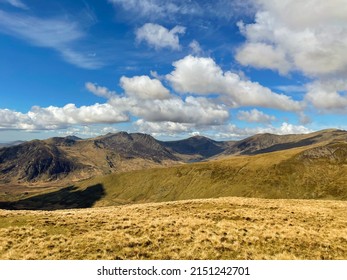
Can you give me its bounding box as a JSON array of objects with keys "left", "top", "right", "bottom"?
[
  {"left": 274, "top": 122, "right": 312, "bottom": 135},
  {"left": 60, "top": 49, "right": 104, "bottom": 70},
  {"left": 100, "top": 126, "right": 119, "bottom": 134},
  {"left": 108, "top": 0, "right": 202, "bottom": 19},
  {"left": 120, "top": 75, "right": 171, "bottom": 99},
  {"left": 58, "top": 126, "right": 114, "bottom": 137},
  {"left": 0, "top": 10, "right": 101, "bottom": 69},
  {"left": 215, "top": 122, "right": 311, "bottom": 139},
  {"left": 166, "top": 55, "right": 303, "bottom": 111},
  {"left": 305, "top": 80, "right": 347, "bottom": 112},
  {"left": 237, "top": 109, "right": 276, "bottom": 124},
  {"left": 236, "top": 0, "right": 347, "bottom": 77},
  {"left": 29, "top": 104, "right": 129, "bottom": 128},
  {"left": 0, "top": 109, "right": 34, "bottom": 130},
  {"left": 108, "top": 0, "right": 255, "bottom": 22},
  {"left": 236, "top": 1, "right": 347, "bottom": 113},
  {"left": 0, "top": 104, "right": 129, "bottom": 131},
  {"left": 236, "top": 42, "right": 291, "bottom": 75},
  {"left": 85, "top": 82, "right": 116, "bottom": 99},
  {"left": 135, "top": 23, "right": 185, "bottom": 50},
  {"left": 135, "top": 119, "right": 194, "bottom": 136},
  {"left": 110, "top": 95, "right": 229, "bottom": 125},
  {"left": 189, "top": 40, "right": 203, "bottom": 55},
  {"left": 150, "top": 71, "right": 163, "bottom": 80},
  {"left": 135, "top": 119, "right": 311, "bottom": 140},
  {"left": 2, "top": 0, "right": 28, "bottom": 9},
  {"left": 275, "top": 85, "right": 306, "bottom": 94},
  {"left": 0, "top": 75, "right": 230, "bottom": 132}
]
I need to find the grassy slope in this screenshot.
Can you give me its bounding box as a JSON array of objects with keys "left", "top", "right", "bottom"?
[
  {"left": 0, "top": 197, "right": 346, "bottom": 260},
  {"left": 77, "top": 145, "right": 347, "bottom": 207}
]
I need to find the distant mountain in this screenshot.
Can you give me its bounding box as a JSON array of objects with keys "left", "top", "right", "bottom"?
[
  {"left": 161, "top": 135, "right": 234, "bottom": 161},
  {"left": 0, "top": 139, "right": 81, "bottom": 183},
  {"left": 0, "top": 133, "right": 179, "bottom": 184},
  {"left": 1, "top": 129, "right": 347, "bottom": 184},
  {"left": 0, "top": 140, "right": 25, "bottom": 148},
  {"left": 223, "top": 129, "right": 347, "bottom": 155},
  {"left": 93, "top": 132, "right": 178, "bottom": 162}
]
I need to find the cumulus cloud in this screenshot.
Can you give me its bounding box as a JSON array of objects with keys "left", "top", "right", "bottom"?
[
  {"left": 305, "top": 80, "right": 347, "bottom": 112},
  {"left": 135, "top": 23, "right": 185, "bottom": 50},
  {"left": 215, "top": 122, "right": 311, "bottom": 139},
  {"left": 0, "top": 109, "right": 34, "bottom": 130},
  {"left": 236, "top": 0, "right": 347, "bottom": 78},
  {"left": 1, "top": 74, "right": 229, "bottom": 132},
  {"left": 120, "top": 75, "right": 171, "bottom": 99},
  {"left": 134, "top": 119, "right": 194, "bottom": 136},
  {"left": 0, "top": 104, "right": 129, "bottom": 131},
  {"left": 236, "top": 42, "right": 291, "bottom": 75},
  {"left": 85, "top": 82, "right": 116, "bottom": 99},
  {"left": 166, "top": 55, "right": 302, "bottom": 111},
  {"left": 110, "top": 95, "right": 229, "bottom": 125},
  {"left": 58, "top": 126, "right": 118, "bottom": 137},
  {"left": 237, "top": 109, "right": 276, "bottom": 124}
]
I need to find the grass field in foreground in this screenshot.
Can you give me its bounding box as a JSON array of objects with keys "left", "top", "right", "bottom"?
[{"left": 0, "top": 196, "right": 346, "bottom": 260}]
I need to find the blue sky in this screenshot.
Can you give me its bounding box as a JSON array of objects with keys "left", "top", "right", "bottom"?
[{"left": 1, "top": 0, "right": 347, "bottom": 142}]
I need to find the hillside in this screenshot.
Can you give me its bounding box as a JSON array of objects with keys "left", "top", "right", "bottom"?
[
  {"left": 81, "top": 141, "right": 347, "bottom": 207},
  {"left": 224, "top": 129, "right": 347, "bottom": 155},
  {"left": 2, "top": 139, "right": 346, "bottom": 210},
  {"left": 0, "top": 196, "right": 346, "bottom": 259},
  {"left": 0, "top": 128, "right": 346, "bottom": 186}
]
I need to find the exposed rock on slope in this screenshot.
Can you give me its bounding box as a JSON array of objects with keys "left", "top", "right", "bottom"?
[
  {"left": 93, "top": 132, "right": 178, "bottom": 162},
  {"left": 0, "top": 140, "right": 79, "bottom": 183}
]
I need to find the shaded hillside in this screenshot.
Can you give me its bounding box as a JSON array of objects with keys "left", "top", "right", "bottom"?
[
  {"left": 0, "top": 140, "right": 80, "bottom": 183},
  {"left": 161, "top": 135, "right": 233, "bottom": 161},
  {"left": 0, "top": 184, "right": 105, "bottom": 210}
]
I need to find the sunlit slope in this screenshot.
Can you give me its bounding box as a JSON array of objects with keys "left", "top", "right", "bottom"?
[
  {"left": 1, "top": 197, "right": 346, "bottom": 260},
  {"left": 78, "top": 141, "right": 347, "bottom": 207}
]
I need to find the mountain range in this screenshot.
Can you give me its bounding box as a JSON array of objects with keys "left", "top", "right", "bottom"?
[
  {"left": 0, "top": 128, "right": 346, "bottom": 185},
  {"left": 1, "top": 128, "right": 347, "bottom": 209}
]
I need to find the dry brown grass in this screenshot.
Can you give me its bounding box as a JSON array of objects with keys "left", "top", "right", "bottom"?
[{"left": 0, "top": 197, "right": 346, "bottom": 260}]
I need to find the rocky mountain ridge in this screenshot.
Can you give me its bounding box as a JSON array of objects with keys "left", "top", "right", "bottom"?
[{"left": 1, "top": 129, "right": 346, "bottom": 184}]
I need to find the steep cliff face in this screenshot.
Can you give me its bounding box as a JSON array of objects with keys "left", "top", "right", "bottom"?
[{"left": 0, "top": 140, "right": 79, "bottom": 183}]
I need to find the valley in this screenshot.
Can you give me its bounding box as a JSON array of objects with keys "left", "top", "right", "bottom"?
[{"left": 0, "top": 129, "right": 347, "bottom": 260}]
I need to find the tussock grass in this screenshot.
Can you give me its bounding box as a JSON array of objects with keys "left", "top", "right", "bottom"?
[{"left": 0, "top": 197, "right": 346, "bottom": 260}]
